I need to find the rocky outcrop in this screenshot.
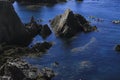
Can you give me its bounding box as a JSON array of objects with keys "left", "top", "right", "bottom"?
[
  {"left": 15, "top": 0, "right": 67, "bottom": 5},
  {"left": 31, "top": 42, "right": 53, "bottom": 52},
  {"left": 0, "top": 58, "right": 55, "bottom": 80},
  {"left": 115, "top": 45, "right": 120, "bottom": 51},
  {"left": 40, "top": 24, "right": 52, "bottom": 39},
  {"left": 25, "top": 16, "right": 42, "bottom": 37},
  {"left": 0, "top": 42, "right": 53, "bottom": 56},
  {"left": 0, "top": 1, "right": 38, "bottom": 45},
  {"left": 0, "top": 41, "right": 53, "bottom": 68},
  {"left": 51, "top": 9, "right": 97, "bottom": 38},
  {"left": 25, "top": 17, "right": 52, "bottom": 40}
]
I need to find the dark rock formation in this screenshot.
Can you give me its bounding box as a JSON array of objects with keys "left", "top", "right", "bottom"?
[
  {"left": 51, "top": 9, "right": 97, "bottom": 38},
  {"left": 15, "top": 0, "right": 67, "bottom": 5},
  {"left": 0, "top": 58, "right": 55, "bottom": 80},
  {"left": 76, "top": 0, "right": 83, "bottom": 2},
  {"left": 0, "top": 1, "right": 37, "bottom": 46},
  {"left": 0, "top": 41, "right": 53, "bottom": 56},
  {"left": 0, "top": 41, "right": 53, "bottom": 67},
  {"left": 31, "top": 42, "right": 53, "bottom": 52},
  {"left": 40, "top": 24, "right": 52, "bottom": 39},
  {"left": 25, "top": 16, "right": 42, "bottom": 37},
  {"left": 115, "top": 45, "right": 120, "bottom": 51}
]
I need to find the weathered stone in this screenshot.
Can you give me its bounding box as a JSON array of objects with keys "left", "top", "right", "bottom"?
[
  {"left": 51, "top": 9, "right": 97, "bottom": 38},
  {"left": 0, "top": 58, "right": 55, "bottom": 80}
]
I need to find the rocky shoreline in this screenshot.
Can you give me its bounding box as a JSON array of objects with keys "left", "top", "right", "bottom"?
[
  {"left": 0, "top": 1, "right": 55, "bottom": 80},
  {"left": 0, "top": 0, "right": 98, "bottom": 80},
  {"left": 0, "top": 58, "right": 55, "bottom": 80}
]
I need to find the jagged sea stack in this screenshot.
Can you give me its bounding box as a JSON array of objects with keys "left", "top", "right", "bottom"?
[
  {"left": 51, "top": 9, "right": 97, "bottom": 38},
  {"left": 0, "top": 1, "right": 38, "bottom": 45}
]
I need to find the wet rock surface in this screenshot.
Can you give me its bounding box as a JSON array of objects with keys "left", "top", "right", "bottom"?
[
  {"left": 0, "top": 58, "right": 55, "bottom": 80},
  {"left": 31, "top": 42, "right": 53, "bottom": 53},
  {"left": 0, "top": 41, "right": 53, "bottom": 67},
  {"left": 51, "top": 9, "right": 97, "bottom": 38}
]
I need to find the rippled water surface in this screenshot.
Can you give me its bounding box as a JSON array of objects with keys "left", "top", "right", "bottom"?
[{"left": 13, "top": 0, "right": 120, "bottom": 80}]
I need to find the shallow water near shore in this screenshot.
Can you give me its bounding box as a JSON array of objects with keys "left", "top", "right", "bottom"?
[{"left": 13, "top": 0, "right": 120, "bottom": 80}]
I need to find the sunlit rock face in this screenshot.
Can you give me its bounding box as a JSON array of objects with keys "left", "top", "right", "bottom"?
[{"left": 51, "top": 9, "right": 97, "bottom": 38}]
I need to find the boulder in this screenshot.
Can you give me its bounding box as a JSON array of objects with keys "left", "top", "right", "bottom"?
[
  {"left": 51, "top": 9, "right": 97, "bottom": 38},
  {"left": 0, "top": 1, "right": 38, "bottom": 46},
  {"left": 40, "top": 24, "right": 52, "bottom": 39},
  {"left": 38, "top": 67, "right": 55, "bottom": 80},
  {"left": 115, "top": 45, "right": 120, "bottom": 51},
  {"left": 0, "top": 64, "right": 26, "bottom": 80}
]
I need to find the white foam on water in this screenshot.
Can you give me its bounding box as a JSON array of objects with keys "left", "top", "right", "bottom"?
[{"left": 71, "top": 37, "right": 96, "bottom": 53}]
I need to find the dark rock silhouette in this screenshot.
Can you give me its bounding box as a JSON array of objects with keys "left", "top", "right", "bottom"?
[
  {"left": 15, "top": 0, "right": 67, "bottom": 5},
  {"left": 76, "top": 0, "right": 83, "bottom": 2},
  {"left": 51, "top": 9, "right": 97, "bottom": 38},
  {"left": 0, "top": 1, "right": 36, "bottom": 46},
  {"left": 40, "top": 24, "right": 52, "bottom": 39},
  {"left": 115, "top": 45, "right": 120, "bottom": 51},
  {"left": 25, "top": 16, "right": 42, "bottom": 38}
]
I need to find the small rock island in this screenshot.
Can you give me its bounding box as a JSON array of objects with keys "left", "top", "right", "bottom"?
[{"left": 51, "top": 9, "right": 97, "bottom": 38}]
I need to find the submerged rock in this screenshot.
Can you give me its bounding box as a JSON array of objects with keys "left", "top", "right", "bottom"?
[
  {"left": 51, "top": 9, "right": 97, "bottom": 38},
  {"left": 79, "top": 61, "right": 94, "bottom": 72},
  {"left": 115, "top": 44, "right": 120, "bottom": 51},
  {"left": 52, "top": 61, "right": 59, "bottom": 67},
  {"left": 112, "top": 20, "right": 120, "bottom": 24}
]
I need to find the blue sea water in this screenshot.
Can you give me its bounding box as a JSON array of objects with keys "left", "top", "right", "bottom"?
[{"left": 13, "top": 0, "right": 120, "bottom": 80}]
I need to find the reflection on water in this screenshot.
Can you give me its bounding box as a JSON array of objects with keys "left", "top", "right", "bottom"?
[{"left": 13, "top": 0, "right": 120, "bottom": 80}]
